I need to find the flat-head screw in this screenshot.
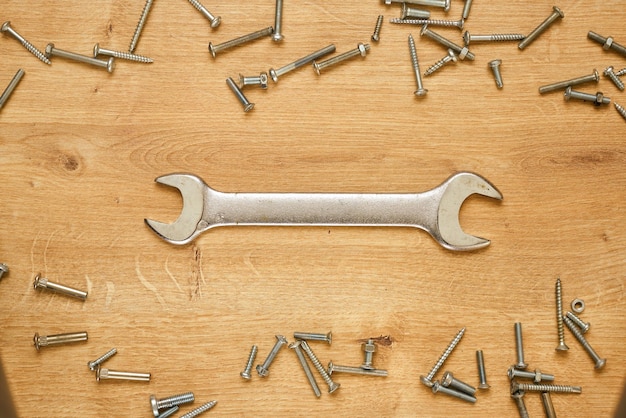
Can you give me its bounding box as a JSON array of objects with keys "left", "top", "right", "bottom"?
[
  {"left": 0, "top": 69, "right": 25, "bottom": 111},
  {"left": 33, "top": 273, "right": 88, "bottom": 300},
  {"left": 312, "top": 43, "right": 370, "bottom": 75},
  {"left": 423, "top": 49, "right": 457, "bottom": 76},
  {"left": 179, "top": 400, "right": 217, "bottom": 418},
  {"left": 209, "top": 26, "right": 273, "bottom": 58},
  {"left": 272, "top": 0, "right": 284, "bottom": 42},
  {"left": 269, "top": 44, "right": 336, "bottom": 83},
  {"left": 419, "top": 327, "right": 465, "bottom": 387},
  {"left": 603, "top": 66, "right": 625, "bottom": 91},
  {"left": 327, "top": 361, "right": 388, "bottom": 377},
  {"left": 0, "top": 263, "right": 8, "bottom": 280},
  {"left": 565, "top": 311, "right": 590, "bottom": 333},
  {"left": 489, "top": 59, "right": 503, "bottom": 88},
  {"left": 563, "top": 316, "right": 607, "bottom": 369},
  {"left": 476, "top": 350, "right": 490, "bottom": 389},
  {"left": 34, "top": 331, "right": 88, "bottom": 351},
  {"left": 554, "top": 278, "right": 569, "bottom": 351},
  {"left": 408, "top": 34, "right": 427, "bottom": 96},
  {"left": 508, "top": 366, "right": 555, "bottom": 383},
  {"left": 542, "top": 392, "right": 557, "bottom": 418},
  {"left": 256, "top": 335, "right": 288, "bottom": 377},
  {"left": 514, "top": 322, "right": 528, "bottom": 369},
  {"left": 564, "top": 86, "right": 611, "bottom": 106},
  {"left": 401, "top": 4, "right": 430, "bottom": 20},
  {"left": 371, "top": 15, "right": 384, "bottom": 42},
  {"left": 96, "top": 366, "right": 151, "bottom": 382},
  {"left": 518, "top": 6, "right": 565, "bottom": 50},
  {"left": 289, "top": 341, "right": 322, "bottom": 397},
  {"left": 299, "top": 340, "right": 340, "bottom": 393},
  {"left": 384, "top": 0, "right": 450, "bottom": 12},
  {"left": 129, "top": 0, "right": 154, "bottom": 53},
  {"left": 1, "top": 21, "right": 51, "bottom": 65},
  {"left": 226, "top": 77, "right": 254, "bottom": 113},
  {"left": 420, "top": 25, "right": 475, "bottom": 60},
  {"left": 588, "top": 31, "right": 626, "bottom": 59},
  {"left": 538, "top": 69, "right": 600, "bottom": 94},
  {"left": 293, "top": 331, "right": 332, "bottom": 344},
  {"left": 615, "top": 102, "right": 626, "bottom": 121},
  {"left": 361, "top": 339, "right": 376, "bottom": 370},
  {"left": 390, "top": 17, "right": 464, "bottom": 30},
  {"left": 88, "top": 348, "right": 118, "bottom": 371},
  {"left": 187, "top": 0, "right": 221, "bottom": 28},
  {"left": 510, "top": 390, "right": 530, "bottom": 418},
  {"left": 93, "top": 44, "right": 153, "bottom": 63},
  {"left": 150, "top": 392, "right": 195, "bottom": 417},
  {"left": 511, "top": 380, "right": 582, "bottom": 394},
  {"left": 240, "top": 344, "right": 258, "bottom": 379},
  {"left": 441, "top": 371, "right": 476, "bottom": 396},
  {"left": 463, "top": 31, "right": 526, "bottom": 46},
  {"left": 45, "top": 43, "right": 115, "bottom": 73},
  {"left": 431, "top": 381, "right": 477, "bottom": 403}
]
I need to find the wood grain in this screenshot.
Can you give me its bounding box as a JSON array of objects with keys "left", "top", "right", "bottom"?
[{"left": 1, "top": 1, "right": 625, "bottom": 417}]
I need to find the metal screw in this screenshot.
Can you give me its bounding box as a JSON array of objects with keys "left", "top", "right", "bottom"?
[
  {"left": 542, "top": 392, "right": 557, "bottom": 418},
  {"left": 299, "top": 340, "right": 340, "bottom": 393},
  {"left": 441, "top": 371, "right": 476, "bottom": 396},
  {"left": 489, "top": 59, "right": 503, "bottom": 89},
  {"left": 511, "top": 380, "right": 582, "bottom": 394},
  {"left": 508, "top": 366, "right": 555, "bottom": 383},
  {"left": 269, "top": 44, "right": 335, "bottom": 83},
  {"left": 129, "top": 0, "right": 154, "bottom": 53},
  {"left": 240, "top": 344, "right": 258, "bottom": 379},
  {"left": 0, "top": 263, "right": 8, "bottom": 280},
  {"left": 384, "top": 0, "right": 451, "bottom": 12},
  {"left": 565, "top": 311, "right": 590, "bottom": 333},
  {"left": 401, "top": 4, "right": 430, "bottom": 20},
  {"left": 538, "top": 69, "right": 599, "bottom": 94},
  {"left": 33, "top": 273, "right": 88, "bottom": 300},
  {"left": 390, "top": 17, "right": 464, "bottom": 30},
  {"left": 408, "top": 34, "right": 427, "bottom": 97},
  {"left": 361, "top": 339, "right": 376, "bottom": 370},
  {"left": 96, "top": 366, "right": 151, "bottom": 382},
  {"left": 588, "top": 31, "right": 626, "bottom": 59},
  {"left": 563, "top": 316, "right": 607, "bottom": 369},
  {"left": 272, "top": 0, "right": 284, "bottom": 42},
  {"left": 327, "top": 361, "right": 388, "bottom": 377},
  {"left": 293, "top": 331, "right": 332, "bottom": 344},
  {"left": 239, "top": 72, "right": 269, "bottom": 89},
  {"left": 187, "top": 0, "right": 221, "bottom": 28},
  {"left": 256, "top": 335, "right": 288, "bottom": 377},
  {"left": 209, "top": 26, "right": 273, "bottom": 58},
  {"left": 0, "top": 69, "right": 24, "bottom": 111},
  {"left": 226, "top": 77, "right": 254, "bottom": 113},
  {"left": 564, "top": 86, "right": 610, "bottom": 106},
  {"left": 88, "top": 348, "right": 118, "bottom": 371},
  {"left": 156, "top": 406, "right": 179, "bottom": 418},
  {"left": 424, "top": 49, "right": 457, "bottom": 76},
  {"left": 179, "top": 400, "right": 217, "bottom": 418},
  {"left": 554, "top": 277, "right": 569, "bottom": 351},
  {"left": 371, "top": 15, "right": 384, "bottom": 42},
  {"left": 510, "top": 390, "right": 530, "bottom": 418},
  {"left": 94, "top": 44, "right": 153, "bottom": 63},
  {"left": 419, "top": 327, "right": 465, "bottom": 387},
  {"left": 34, "top": 331, "right": 88, "bottom": 351},
  {"left": 420, "top": 25, "right": 475, "bottom": 60},
  {"left": 604, "top": 66, "right": 625, "bottom": 91},
  {"left": 463, "top": 31, "right": 525, "bottom": 46},
  {"left": 313, "top": 43, "right": 370, "bottom": 75},
  {"left": 518, "top": 6, "right": 564, "bottom": 50},
  {"left": 462, "top": 0, "right": 473, "bottom": 19},
  {"left": 150, "top": 392, "right": 195, "bottom": 417},
  {"left": 289, "top": 341, "right": 322, "bottom": 398},
  {"left": 513, "top": 322, "right": 528, "bottom": 369},
  {"left": 431, "top": 381, "right": 476, "bottom": 403},
  {"left": 1, "top": 21, "right": 51, "bottom": 65},
  {"left": 615, "top": 102, "right": 626, "bottom": 121},
  {"left": 616, "top": 68, "right": 626, "bottom": 77},
  {"left": 476, "top": 350, "right": 489, "bottom": 389},
  {"left": 45, "top": 44, "right": 115, "bottom": 73}
]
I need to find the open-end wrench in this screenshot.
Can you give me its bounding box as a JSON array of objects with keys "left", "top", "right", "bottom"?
[{"left": 145, "top": 172, "right": 502, "bottom": 251}]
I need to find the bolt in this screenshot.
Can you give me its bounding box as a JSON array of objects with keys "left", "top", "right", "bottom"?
[
  {"left": 513, "top": 322, "right": 528, "bottom": 369},
  {"left": 240, "top": 344, "right": 258, "bottom": 379},
  {"left": 419, "top": 327, "right": 465, "bottom": 387},
  {"left": 420, "top": 25, "right": 475, "bottom": 60},
  {"left": 563, "top": 316, "right": 607, "bottom": 369},
  {"left": 187, "top": 0, "right": 221, "bottom": 28},
  {"left": 269, "top": 44, "right": 335, "bottom": 82},
  {"left": 239, "top": 72, "right": 269, "bottom": 89},
  {"left": 94, "top": 44, "right": 153, "bottom": 63},
  {"left": 511, "top": 380, "right": 582, "bottom": 394},
  {"left": 0, "top": 69, "right": 25, "bottom": 111},
  {"left": 1, "top": 21, "right": 51, "bottom": 65},
  {"left": 293, "top": 331, "right": 332, "bottom": 344},
  {"left": 615, "top": 102, "right": 626, "bottom": 121},
  {"left": 88, "top": 348, "right": 118, "bottom": 371},
  {"left": 33, "top": 273, "right": 88, "bottom": 300},
  {"left": 129, "top": 0, "right": 154, "bottom": 53},
  {"left": 150, "top": 392, "right": 195, "bottom": 416},
  {"left": 463, "top": 31, "right": 525, "bottom": 46},
  {"left": 34, "top": 331, "right": 88, "bottom": 351},
  {"left": 431, "top": 381, "right": 476, "bottom": 403},
  {"left": 327, "top": 361, "right": 388, "bottom": 377},
  {"left": 226, "top": 77, "right": 254, "bottom": 113},
  {"left": 518, "top": 6, "right": 565, "bottom": 50},
  {"left": 441, "top": 371, "right": 476, "bottom": 396},
  {"left": 408, "top": 34, "right": 427, "bottom": 97},
  {"left": 272, "top": 0, "right": 284, "bottom": 42},
  {"left": 508, "top": 366, "right": 555, "bottom": 383},
  {"left": 538, "top": 69, "right": 600, "bottom": 94},
  {"left": 510, "top": 390, "right": 530, "bottom": 418},
  {"left": 475, "top": 350, "right": 490, "bottom": 389},
  {"left": 156, "top": 406, "right": 179, "bottom": 418},
  {"left": 554, "top": 277, "right": 569, "bottom": 351},
  {"left": 423, "top": 49, "right": 457, "bottom": 76},
  {"left": 462, "top": 0, "right": 473, "bottom": 19},
  {"left": 542, "top": 392, "right": 557, "bottom": 418},
  {"left": 565, "top": 311, "right": 590, "bottom": 333},
  {"left": 361, "top": 339, "right": 376, "bottom": 370},
  {"left": 289, "top": 341, "right": 322, "bottom": 397},
  {"left": 312, "top": 43, "right": 370, "bottom": 75},
  {"left": 371, "top": 15, "right": 384, "bottom": 42},
  {"left": 604, "top": 66, "right": 625, "bottom": 91},
  {"left": 384, "top": 0, "right": 450, "bottom": 12},
  {"left": 564, "top": 86, "right": 610, "bottom": 106},
  {"left": 96, "top": 366, "right": 151, "bottom": 382},
  {"left": 299, "top": 340, "right": 340, "bottom": 393},
  {"left": 489, "top": 59, "right": 503, "bottom": 89},
  {"left": 390, "top": 17, "right": 464, "bottom": 30},
  {"left": 179, "top": 400, "right": 217, "bottom": 418},
  {"left": 0, "top": 263, "right": 8, "bottom": 280},
  {"left": 401, "top": 4, "right": 430, "bottom": 20},
  {"left": 45, "top": 43, "right": 115, "bottom": 73},
  {"left": 209, "top": 26, "right": 273, "bottom": 58},
  {"left": 588, "top": 31, "right": 626, "bottom": 59},
  {"left": 256, "top": 335, "right": 288, "bottom": 377}
]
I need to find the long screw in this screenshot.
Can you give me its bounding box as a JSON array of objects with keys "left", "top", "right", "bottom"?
[
  {"left": 588, "top": 31, "right": 626, "bottom": 59},
  {"left": 462, "top": 0, "right": 473, "bottom": 19},
  {"left": 424, "top": 49, "right": 457, "bottom": 76},
  {"left": 511, "top": 391, "right": 530, "bottom": 418},
  {"left": 256, "top": 335, "right": 288, "bottom": 377},
  {"left": 88, "top": 348, "right": 118, "bottom": 371},
  {"left": 563, "top": 316, "right": 607, "bottom": 369},
  {"left": 94, "top": 44, "right": 153, "bottom": 63},
  {"left": 179, "top": 400, "right": 217, "bottom": 418},
  {"left": 514, "top": 322, "right": 528, "bottom": 369},
  {"left": 45, "top": 44, "right": 115, "bottom": 73},
  {"left": 385, "top": 0, "right": 450, "bottom": 12},
  {"left": 34, "top": 331, "right": 88, "bottom": 351},
  {"left": 555, "top": 278, "right": 569, "bottom": 351},
  {"left": 489, "top": 59, "right": 503, "bottom": 89},
  {"left": 604, "top": 66, "right": 625, "bottom": 91},
  {"left": 401, "top": 4, "right": 430, "bottom": 19},
  {"left": 272, "top": 0, "right": 284, "bottom": 42},
  {"left": 431, "top": 381, "right": 476, "bottom": 403},
  {"left": 226, "top": 77, "right": 254, "bottom": 112},
  {"left": 33, "top": 273, "right": 88, "bottom": 300},
  {"left": 289, "top": 341, "right": 322, "bottom": 397},
  {"left": 1, "top": 21, "right": 51, "bottom": 65},
  {"left": 0, "top": 69, "right": 25, "bottom": 111},
  {"left": 511, "top": 380, "right": 582, "bottom": 394},
  {"left": 542, "top": 392, "right": 557, "bottom": 418},
  {"left": 508, "top": 366, "right": 555, "bottom": 382},
  {"left": 615, "top": 102, "right": 626, "bottom": 121},
  {"left": 209, "top": 26, "right": 273, "bottom": 58},
  {"left": 564, "top": 86, "right": 610, "bottom": 106},
  {"left": 269, "top": 44, "right": 335, "bottom": 82},
  {"left": 420, "top": 25, "right": 474, "bottom": 60},
  {"left": 128, "top": 0, "right": 154, "bottom": 53},
  {"left": 565, "top": 311, "right": 590, "bottom": 333},
  {"left": 150, "top": 392, "right": 195, "bottom": 417},
  {"left": 518, "top": 6, "right": 564, "bottom": 50},
  {"left": 441, "top": 371, "right": 476, "bottom": 396},
  {"left": 463, "top": 31, "right": 525, "bottom": 46},
  {"left": 313, "top": 43, "right": 370, "bottom": 75},
  {"left": 240, "top": 345, "right": 258, "bottom": 379},
  {"left": 328, "top": 361, "right": 388, "bottom": 377},
  {"left": 476, "top": 350, "right": 490, "bottom": 389},
  {"left": 299, "top": 340, "right": 340, "bottom": 393},
  {"left": 419, "top": 327, "right": 465, "bottom": 387},
  {"left": 96, "top": 366, "right": 151, "bottom": 382},
  {"left": 538, "top": 69, "right": 600, "bottom": 94},
  {"left": 371, "top": 15, "right": 384, "bottom": 42},
  {"left": 293, "top": 331, "right": 332, "bottom": 344},
  {"left": 187, "top": 0, "right": 221, "bottom": 28},
  {"left": 616, "top": 68, "right": 626, "bottom": 77},
  {"left": 408, "top": 34, "right": 427, "bottom": 96},
  {"left": 390, "top": 17, "right": 464, "bottom": 30}
]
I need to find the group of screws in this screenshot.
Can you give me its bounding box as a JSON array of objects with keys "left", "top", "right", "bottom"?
[{"left": 150, "top": 391, "right": 217, "bottom": 418}]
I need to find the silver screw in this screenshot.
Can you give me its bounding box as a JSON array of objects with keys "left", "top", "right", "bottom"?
[
  {"left": 408, "top": 34, "right": 427, "bottom": 97},
  {"left": 461, "top": 0, "right": 473, "bottom": 19},
  {"left": 269, "top": 44, "right": 335, "bottom": 82},
  {"left": 513, "top": 322, "right": 528, "bottom": 369},
  {"left": 226, "top": 77, "right": 254, "bottom": 113},
  {"left": 518, "top": 6, "right": 565, "bottom": 50},
  {"left": 209, "top": 26, "right": 273, "bottom": 58},
  {"left": 179, "top": 400, "right": 217, "bottom": 418},
  {"left": 361, "top": 339, "right": 376, "bottom": 370},
  {"left": 476, "top": 350, "right": 490, "bottom": 389},
  {"left": 616, "top": 68, "right": 626, "bottom": 77},
  {"left": 431, "top": 381, "right": 476, "bottom": 403},
  {"left": 240, "top": 345, "right": 258, "bottom": 379},
  {"left": 538, "top": 69, "right": 599, "bottom": 94},
  {"left": 615, "top": 102, "right": 626, "bottom": 121},
  {"left": 272, "top": 0, "right": 284, "bottom": 42},
  {"left": 313, "top": 43, "right": 370, "bottom": 75},
  {"left": 384, "top": 0, "right": 450, "bottom": 12},
  {"left": 510, "top": 390, "right": 530, "bottom": 418},
  {"left": 156, "top": 406, "right": 179, "bottom": 418},
  {"left": 463, "top": 31, "right": 525, "bottom": 46},
  {"left": 565, "top": 311, "right": 590, "bottom": 333},
  {"left": 542, "top": 392, "right": 557, "bottom": 418},
  {"left": 390, "top": 17, "right": 464, "bottom": 30},
  {"left": 400, "top": 4, "right": 430, "bottom": 19},
  {"left": 129, "top": 0, "right": 154, "bottom": 53},
  {"left": 563, "top": 316, "right": 607, "bottom": 369},
  {"left": 45, "top": 44, "right": 115, "bottom": 73},
  {"left": 88, "top": 348, "right": 118, "bottom": 371},
  {"left": 289, "top": 341, "right": 322, "bottom": 397},
  {"left": 555, "top": 277, "right": 569, "bottom": 351},
  {"left": 1, "top": 21, "right": 51, "bottom": 65},
  {"left": 489, "top": 59, "right": 503, "bottom": 89},
  {"left": 588, "top": 31, "right": 626, "bottom": 59},
  {"left": 420, "top": 25, "right": 474, "bottom": 60},
  {"left": 34, "top": 331, "right": 88, "bottom": 351},
  {"left": 508, "top": 366, "right": 555, "bottom": 383},
  {"left": 150, "top": 392, "right": 195, "bottom": 417},
  {"left": 371, "top": 15, "right": 384, "bottom": 42},
  {"left": 96, "top": 366, "right": 151, "bottom": 382},
  {"left": 327, "top": 361, "right": 388, "bottom": 377},
  {"left": 94, "top": 44, "right": 153, "bottom": 63},
  {"left": 511, "top": 380, "right": 582, "bottom": 394},
  {"left": 0, "top": 263, "right": 8, "bottom": 280},
  {"left": 441, "top": 371, "right": 476, "bottom": 396},
  {"left": 239, "top": 72, "right": 269, "bottom": 89},
  {"left": 419, "top": 327, "right": 465, "bottom": 387},
  {"left": 293, "top": 331, "right": 332, "bottom": 344},
  {"left": 0, "top": 69, "right": 25, "bottom": 111},
  {"left": 604, "top": 66, "right": 625, "bottom": 91},
  {"left": 299, "top": 340, "right": 340, "bottom": 393},
  {"left": 423, "top": 49, "right": 457, "bottom": 77},
  {"left": 187, "top": 0, "right": 221, "bottom": 28},
  {"left": 256, "top": 335, "right": 288, "bottom": 377},
  {"left": 33, "top": 273, "right": 88, "bottom": 300},
  {"left": 564, "top": 86, "right": 610, "bottom": 106}
]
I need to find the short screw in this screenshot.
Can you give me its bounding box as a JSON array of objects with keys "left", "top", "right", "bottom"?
[
  {"left": 588, "top": 31, "right": 626, "bottom": 59},
  {"left": 476, "top": 350, "right": 490, "bottom": 389},
  {"left": 518, "top": 6, "right": 565, "bottom": 50},
  {"left": 269, "top": 44, "right": 336, "bottom": 82},
  {"left": 361, "top": 339, "right": 376, "bottom": 370},
  {"left": 209, "top": 26, "right": 273, "bottom": 58},
  {"left": 313, "top": 43, "right": 370, "bottom": 75},
  {"left": 384, "top": 0, "right": 450, "bottom": 13},
  {"left": 408, "top": 34, "right": 427, "bottom": 96},
  {"left": 33, "top": 273, "right": 88, "bottom": 300},
  {"left": 226, "top": 77, "right": 254, "bottom": 113},
  {"left": 179, "top": 400, "right": 217, "bottom": 418},
  {"left": 187, "top": 0, "right": 221, "bottom": 28},
  {"left": 45, "top": 43, "right": 115, "bottom": 73},
  {"left": 150, "top": 392, "right": 195, "bottom": 417},
  {"left": 0, "top": 263, "right": 8, "bottom": 280},
  {"left": 538, "top": 69, "right": 600, "bottom": 94},
  {"left": 88, "top": 348, "right": 118, "bottom": 371},
  {"left": 401, "top": 4, "right": 430, "bottom": 20},
  {"left": 289, "top": 341, "right": 322, "bottom": 397},
  {"left": 554, "top": 277, "right": 569, "bottom": 351},
  {"left": 431, "top": 381, "right": 476, "bottom": 403},
  {"left": 272, "top": 0, "right": 284, "bottom": 42},
  {"left": 563, "top": 316, "right": 607, "bottom": 369},
  {"left": 463, "top": 31, "right": 525, "bottom": 46},
  {"left": 420, "top": 25, "right": 474, "bottom": 60},
  {"left": 34, "top": 331, "right": 88, "bottom": 351},
  {"left": 371, "top": 15, "right": 384, "bottom": 42},
  {"left": 240, "top": 344, "right": 258, "bottom": 379},
  {"left": 256, "top": 335, "right": 288, "bottom": 377},
  {"left": 327, "top": 361, "right": 388, "bottom": 377},
  {"left": 564, "top": 86, "right": 610, "bottom": 106},
  {"left": 239, "top": 72, "right": 269, "bottom": 89},
  {"left": 424, "top": 49, "right": 457, "bottom": 76},
  {"left": 615, "top": 102, "right": 626, "bottom": 121},
  {"left": 441, "top": 371, "right": 476, "bottom": 396},
  {"left": 129, "top": 0, "right": 154, "bottom": 53},
  {"left": 1, "top": 21, "right": 51, "bottom": 65},
  {"left": 156, "top": 406, "right": 179, "bottom": 418},
  {"left": 94, "top": 43, "right": 153, "bottom": 63},
  {"left": 511, "top": 380, "right": 582, "bottom": 394},
  {"left": 615, "top": 68, "right": 626, "bottom": 77},
  {"left": 508, "top": 366, "right": 555, "bottom": 383},
  {"left": 489, "top": 59, "right": 503, "bottom": 89},
  {"left": 96, "top": 366, "right": 151, "bottom": 382},
  {"left": 510, "top": 390, "right": 530, "bottom": 418},
  {"left": 604, "top": 66, "right": 625, "bottom": 91},
  {"left": 293, "top": 331, "right": 332, "bottom": 344},
  {"left": 542, "top": 392, "right": 557, "bottom": 418},
  {"left": 513, "top": 322, "right": 528, "bottom": 369},
  {"left": 0, "top": 69, "right": 25, "bottom": 111},
  {"left": 419, "top": 327, "right": 465, "bottom": 387},
  {"left": 299, "top": 340, "right": 340, "bottom": 393},
  {"left": 565, "top": 311, "right": 590, "bottom": 333},
  {"left": 461, "top": 0, "right": 473, "bottom": 20},
  {"left": 390, "top": 17, "right": 464, "bottom": 30}
]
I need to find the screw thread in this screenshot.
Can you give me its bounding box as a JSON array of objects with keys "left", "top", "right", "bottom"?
[
  {"left": 187, "top": 0, "right": 218, "bottom": 23},
  {"left": 210, "top": 26, "right": 273, "bottom": 57},
  {"left": 300, "top": 340, "right": 338, "bottom": 390},
  {"left": 511, "top": 394, "right": 530, "bottom": 418},
  {"left": 21, "top": 39, "right": 51, "bottom": 64},
  {"left": 424, "top": 54, "right": 453, "bottom": 76},
  {"left": 615, "top": 68, "right": 626, "bottom": 77},
  {"left": 515, "top": 382, "right": 582, "bottom": 394},
  {"left": 240, "top": 345, "right": 258, "bottom": 378},
  {"left": 88, "top": 348, "right": 117, "bottom": 370},
  {"left": 179, "top": 400, "right": 217, "bottom": 418},
  {"left": 605, "top": 70, "right": 625, "bottom": 91},
  {"left": 314, "top": 44, "right": 370, "bottom": 73},
  {"left": 488, "top": 33, "right": 526, "bottom": 42},
  {"left": 408, "top": 34, "right": 420, "bottom": 74},
  {"left": 615, "top": 102, "right": 626, "bottom": 121},
  {"left": 109, "top": 50, "right": 153, "bottom": 63},
  {"left": 158, "top": 392, "right": 195, "bottom": 409},
  {"left": 555, "top": 278, "right": 568, "bottom": 350},
  {"left": 424, "top": 328, "right": 465, "bottom": 381},
  {"left": 565, "top": 311, "right": 590, "bottom": 333},
  {"left": 129, "top": 0, "right": 154, "bottom": 53},
  {"left": 587, "top": 30, "right": 606, "bottom": 44},
  {"left": 563, "top": 316, "right": 606, "bottom": 368},
  {"left": 391, "top": 18, "right": 463, "bottom": 29},
  {"left": 371, "top": 15, "right": 384, "bottom": 41}
]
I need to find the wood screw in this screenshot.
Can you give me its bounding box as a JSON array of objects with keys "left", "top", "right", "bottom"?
[
  {"left": 390, "top": 17, "right": 464, "bottom": 30},
  {"left": 371, "top": 15, "right": 384, "bottom": 42},
  {"left": 424, "top": 49, "right": 457, "bottom": 76},
  {"left": 129, "top": 0, "right": 154, "bottom": 53},
  {"left": 603, "top": 66, "right": 625, "bottom": 91},
  {"left": 408, "top": 34, "right": 427, "bottom": 96},
  {"left": 256, "top": 335, "right": 288, "bottom": 377},
  {"left": 187, "top": 0, "right": 221, "bottom": 28},
  {"left": 179, "top": 400, "right": 217, "bottom": 418},
  {"left": 150, "top": 392, "right": 195, "bottom": 417},
  {"left": 94, "top": 43, "right": 153, "bottom": 63},
  {"left": 240, "top": 345, "right": 258, "bottom": 379},
  {"left": 511, "top": 390, "right": 530, "bottom": 418},
  {"left": 615, "top": 102, "right": 626, "bottom": 121},
  {"left": 563, "top": 316, "right": 606, "bottom": 369},
  {"left": 565, "top": 311, "right": 590, "bottom": 333},
  {"left": 555, "top": 278, "right": 569, "bottom": 351},
  {"left": 299, "top": 340, "right": 340, "bottom": 393},
  {"left": 1, "top": 21, "right": 51, "bottom": 64},
  {"left": 419, "top": 327, "right": 465, "bottom": 387},
  {"left": 511, "top": 380, "right": 582, "bottom": 394}
]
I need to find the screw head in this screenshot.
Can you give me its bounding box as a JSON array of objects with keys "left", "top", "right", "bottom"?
[
  {"left": 208, "top": 43, "right": 217, "bottom": 58},
  {"left": 431, "top": 381, "right": 442, "bottom": 393},
  {"left": 419, "top": 375, "right": 434, "bottom": 387},
  {"left": 33, "top": 332, "right": 41, "bottom": 351},
  {"left": 312, "top": 61, "right": 322, "bottom": 76},
  {"left": 419, "top": 24, "right": 429, "bottom": 37},
  {"left": 33, "top": 273, "right": 43, "bottom": 289},
  {"left": 555, "top": 342, "right": 569, "bottom": 351},
  {"left": 0, "top": 263, "right": 8, "bottom": 279},
  {"left": 328, "top": 381, "right": 341, "bottom": 394},
  {"left": 1, "top": 21, "right": 11, "bottom": 32},
  {"left": 515, "top": 361, "right": 528, "bottom": 369},
  {"left": 414, "top": 88, "right": 428, "bottom": 97},
  {"left": 441, "top": 371, "right": 454, "bottom": 387},
  {"left": 592, "top": 69, "right": 600, "bottom": 82},
  {"left": 259, "top": 72, "right": 268, "bottom": 89},
  {"left": 478, "top": 382, "right": 491, "bottom": 390},
  {"left": 256, "top": 365, "right": 269, "bottom": 377},
  {"left": 106, "top": 57, "right": 115, "bottom": 73},
  {"left": 564, "top": 86, "right": 572, "bottom": 100},
  {"left": 489, "top": 59, "right": 502, "bottom": 68},
  {"left": 272, "top": 33, "right": 284, "bottom": 42},
  {"left": 444, "top": 0, "right": 451, "bottom": 12},
  {"left": 95, "top": 365, "right": 102, "bottom": 381},
  {"left": 552, "top": 6, "right": 565, "bottom": 18},
  {"left": 595, "top": 358, "right": 607, "bottom": 370},
  {"left": 150, "top": 394, "right": 160, "bottom": 416},
  {"left": 463, "top": 31, "right": 470, "bottom": 46},
  {"left": 210, "top": 16, "right": 221, "bottom": 28},
  {"left": 327, "top": 360, "right": 335, "bottom": 375},
  {"left": 93, "top": 43, "right": 101, "bottom": 58},
  {"left": 447, "top": 49, "right": 458, "bottom": 62},
  {"left": 269, "top": 68, "right": 279, "bottom": 83},
  {"left": 594, "top": 92, "right": 605, "bottom": 106},
  {"left": 604, "top": 66, "right": 615, "bottom": 76}
]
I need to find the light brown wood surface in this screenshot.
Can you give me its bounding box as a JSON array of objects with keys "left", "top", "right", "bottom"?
[{"left": 1, "top": 1, "right": 625, "bottom": 417}]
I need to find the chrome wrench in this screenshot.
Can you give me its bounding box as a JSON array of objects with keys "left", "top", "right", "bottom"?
[{"left": 145, "top": 172, "right": 502, "bottom": 251}]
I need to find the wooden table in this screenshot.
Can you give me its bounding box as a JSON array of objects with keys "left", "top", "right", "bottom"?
[{"left": 1, "top": 1, "right": 625, "bottom": 416}]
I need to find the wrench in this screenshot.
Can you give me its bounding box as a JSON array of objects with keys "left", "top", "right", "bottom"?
[{"left": 145, "top": 172, "right": 502, "bottom": 251}]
